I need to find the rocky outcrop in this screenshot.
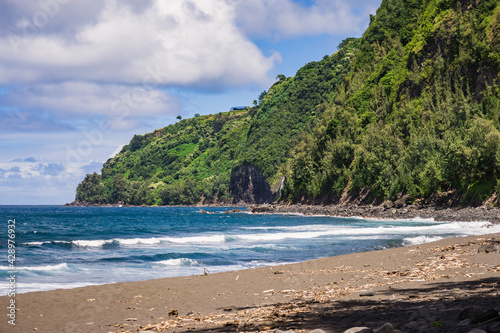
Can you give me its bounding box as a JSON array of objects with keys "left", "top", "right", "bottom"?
[{"left": 230, "top": 165, "right": 273, "bottom": 204}]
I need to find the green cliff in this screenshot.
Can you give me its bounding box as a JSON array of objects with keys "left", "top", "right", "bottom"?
[
  {"left": 75, "top": 0, "right": 500, "bottom": 206},
  {"left": 283, "top": 0, "right": 500, "bottom": 206}
]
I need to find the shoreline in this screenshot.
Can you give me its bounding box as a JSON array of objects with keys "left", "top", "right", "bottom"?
[
  {"left": 2, "top": 233, "right": 499, "bottom": 333},
  {"left": 249, "top": 203, "right": 500, "bottom": 224},
  {"left": 64, "top": 201, "right": 500, "bottom": 224}
]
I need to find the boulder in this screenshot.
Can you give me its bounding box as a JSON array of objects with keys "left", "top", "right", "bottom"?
[
  {"left": 249, "top": 205, "right": 272, "bottom": 213},
  {"left": 472, "top": 308, "right": 499, "bottom": 324},
  {"left": 224, "top": 209, "right": 243, "bottom": 214},
  {"left": 375, "top": 323, "right": 394, "bottom": 333},
  {"left": 458, "top": 306, "right": 484, "bottom": 321}
]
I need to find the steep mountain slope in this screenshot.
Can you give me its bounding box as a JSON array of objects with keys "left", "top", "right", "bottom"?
[
  {"left": 282, "top": 0, "right": 500, "bottom": 206},
  {"left": 76, "top": 110, "right": 251, "bottom": 205},
  {"left": 74, "top": 39, "right": 360, "bottom": 205},
  {"left": 230, "top": 38, "right": 360, "bottom": 201}
]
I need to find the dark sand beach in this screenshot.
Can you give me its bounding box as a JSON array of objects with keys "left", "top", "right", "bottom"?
[{"left": 2, "top": 230, "right": 499, "bottom": 333}]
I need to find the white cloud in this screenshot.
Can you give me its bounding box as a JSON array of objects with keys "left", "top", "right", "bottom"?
[
  {"left": 0, "top": 158, "right": 103, "bottom": 204},
  {"left": 0, "top": 172, "right": 80, "bottom": 205},
  {"left": 234, "top": 0, "right": 381, "bottom": 39},
  {"left": 0, "top": 0, "right": 381, "bottom": 205},
  {"left": 0, "top": 160, "right": 66, "bottom": 179},
  {"left": 3, "top": 81, "right": 180, "bottom": 118},
  {"left": 0, "top": 0, "right": 280, "bottom": 87}
]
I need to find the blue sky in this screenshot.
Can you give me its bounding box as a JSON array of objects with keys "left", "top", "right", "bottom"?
[{"left": 0, "top": 0, "right": 381, "bottom": 205}]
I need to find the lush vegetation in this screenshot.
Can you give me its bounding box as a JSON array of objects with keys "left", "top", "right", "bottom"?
[
  {"left": 75, "top": 39, "right": 360, "bottom": 205},
  {"left": 76, "top": 0, "right": 500, "bottom": 206},
  {"left": 282, "top": 0, "right": 500, "bottom": 205},
  {"left": 237, "top": 38, "right": 360, "bottom": 187},
  {"left": 76, "top": 111, "right": 252, "bottom": 205}
]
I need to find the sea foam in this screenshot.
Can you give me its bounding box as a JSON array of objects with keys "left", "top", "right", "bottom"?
[
  {"left": 403, "top": 236, "right": 444, "bottom": 246},
  {"left": 0, "top": 263, "right": 68, "bottom": 271},
  {"left": 154, "top": 258, "right": 199, "bottom": 267}
]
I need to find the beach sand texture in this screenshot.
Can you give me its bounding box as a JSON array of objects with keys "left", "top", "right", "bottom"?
[{"left": 1, "top": 233, "right": 499, "bottom": 333}]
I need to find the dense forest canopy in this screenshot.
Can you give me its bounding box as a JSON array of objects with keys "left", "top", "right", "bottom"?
[{"left": 75, "top": 0, "right": 500, "bottom": 207}]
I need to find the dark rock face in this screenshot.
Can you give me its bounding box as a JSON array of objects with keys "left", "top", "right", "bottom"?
[{"left": 230, "top": 165, "right": 273, "bottom": 204}]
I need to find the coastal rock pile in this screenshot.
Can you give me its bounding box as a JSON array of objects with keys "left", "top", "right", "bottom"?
[{"left": 247, "top": 204, "right": 500, "bottom": 223}]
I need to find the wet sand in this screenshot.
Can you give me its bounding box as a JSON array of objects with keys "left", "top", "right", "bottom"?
[{"left": 1, "top": 232, "right": 499, "bottom": 333}]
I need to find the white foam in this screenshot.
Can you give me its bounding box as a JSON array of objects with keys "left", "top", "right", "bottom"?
[
  {"left": 407, "top": 217, "right": 437, "bottom": 223},
  {"left": 403, "top": 236, "right": 444, "bottom": 246},
  {"left": 242, "top": 224, "right": 336, "bottom": 231},
  {"left": 117, "top": 237, "right": 162, "bottom": 245},
  {"left": 154, "top": 258, "right": 199, "bottom": 267},
  {"left": 237, "top": 231, "right": 331, "bottom": 241},
  {"left": 0, "top": 263, "right": 68, "bottom": 271},
  {"left": 236, "top": 221, "right": 500, "bottom": 242},
  {"left": 25, "top": 234, "right": 228, "bottom": 249},
  {"left": 24, "top": 241, "right": 45, "bottom": 246},
  {"left": 161, "top": 235, "right": 226, "bottom": 244},
  {"left": 20, "top": 220, "right": 500, "bottom": 252},
  {"left": 73, "top": 240, "right": 111, "bottom": 247}
]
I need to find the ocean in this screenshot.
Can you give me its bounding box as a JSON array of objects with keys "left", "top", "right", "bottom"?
[{"left": 1, "top": 205, "right": 499, "bottom": 296}]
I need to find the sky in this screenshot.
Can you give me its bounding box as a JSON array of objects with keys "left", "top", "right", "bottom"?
[{"left": 0, "top": 0, "right": 381, "bottom": 205}]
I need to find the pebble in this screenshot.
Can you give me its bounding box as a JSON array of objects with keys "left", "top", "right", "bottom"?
[
  {"left": 359, "top": 289, "right": 375, "bottom": 297},
  {"left": 418, "top": 328, "right": 439, "bottom": 333},
  {"left": 309, "top": 330, "right": 326, "bottom": 333},
  {"left": 344, "top": 327, "right": 373, "bottom": 333},
  {"left": 275, "top": 330, "right": 296, "bottom": 333},
  {"left": 374, "top": 322, "right": 394, "bottom": 333},
  {"left": 467, "top": 329, "right": 487, "bottom": 333}
]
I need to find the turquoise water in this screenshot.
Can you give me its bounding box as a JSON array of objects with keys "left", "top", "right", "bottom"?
[{"left": 1, "top": 205, "right": 499, "bottom": 295}]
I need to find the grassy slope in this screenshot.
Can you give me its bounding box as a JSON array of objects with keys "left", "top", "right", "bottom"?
[{"left": 77, "top": 111, "right": 252, "bottom": 205}]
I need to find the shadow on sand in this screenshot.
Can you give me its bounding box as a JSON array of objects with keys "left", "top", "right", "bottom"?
[{"left": 196, "top": 277, "right": 500, "bottom": 333}]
